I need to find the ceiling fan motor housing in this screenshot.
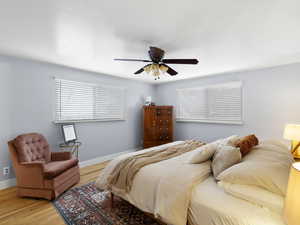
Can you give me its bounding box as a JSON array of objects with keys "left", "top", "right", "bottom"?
[{"left": 149, "top": 47, "right": 165, "bottom": 63}]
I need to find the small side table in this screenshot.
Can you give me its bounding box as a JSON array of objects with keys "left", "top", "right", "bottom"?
[{"left": 59, "top": 141, "right": 81, "bottom": 158}]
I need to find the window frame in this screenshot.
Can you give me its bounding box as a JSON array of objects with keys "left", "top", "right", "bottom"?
[
  {"left": 176, "top": 81, "right": 243, "bottom": 125},
  {"left": 53, "top": 78, "right": 127, "bottom": 124}
]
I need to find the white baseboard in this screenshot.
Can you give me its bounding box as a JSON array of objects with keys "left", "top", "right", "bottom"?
[
  {"left": 0, "top": 178, "right": 16, "bottom": 190},
  {"left": 0, "top": 148, "right": 138, "bottom": 190},
  {"left": 78, "top": 149, "right": 136, "bottom": 168}
]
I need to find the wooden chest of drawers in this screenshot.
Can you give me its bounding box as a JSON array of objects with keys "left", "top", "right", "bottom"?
[{"left": 143, "top": 106, "right": 173, "bottom": 148}]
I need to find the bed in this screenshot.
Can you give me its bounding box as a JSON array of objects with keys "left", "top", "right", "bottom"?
[
  {"left": 189, "top": 177, "right": 285, "bottom": 225},
  {"left": 96, "top": 138, "right": 292, "bottom": 225}
]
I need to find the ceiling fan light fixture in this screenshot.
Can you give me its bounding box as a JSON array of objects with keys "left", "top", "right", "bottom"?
[
  {"left": 151, "top": 64, "right": 159, "bottom": 76},
  {"left": 144, "top": 65, "right": 152, "bottom": 74},
  {"left": 159, "top": 64, "right": 168, "bottom": 74},
  {"left": 151, "top": 64, "right": 159, "bottom": 71}
]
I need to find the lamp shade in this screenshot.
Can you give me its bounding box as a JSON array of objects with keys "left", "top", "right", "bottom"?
[
  {"left": 284, "top": 163, "right": 300, "bottom": 225},
  {"left": 284, "top": 124, "right": 300, "bottom": 141}
]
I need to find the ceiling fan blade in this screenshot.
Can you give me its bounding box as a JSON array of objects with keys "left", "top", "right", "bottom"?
[
  {"left": 134, "top": 64, "right": 152, "bottom": 74},
  {"left": 162, "top": 64, "right": 178, "bottom": 76},
  {"left": 134, "top": 67, "right": 144, "bottom": 74},
  {"left": 162, "top": 59, "right": 199, "bottom": 64},
  {"left": 114, "top": 58, "right": 152, "bottom": 62}
]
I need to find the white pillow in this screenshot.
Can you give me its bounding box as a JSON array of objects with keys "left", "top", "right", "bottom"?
[
  {"left": 189, "top": 143, "right": 217, "bottom": 164},
  {"left": 222, "top": 135, "right": 240, "bottom": 147},
  {"left": 189, "top": 135, "right": 240, "bottom": 164},
  {"left": 260, "top": 140, "right": 289, "bottom": 153},
  {"left": 214, "top": 135, "right": 240, "bottom": 147},
  {"left": 217, "top": 141, "right": 294, "bottom": 196},
  {"left": 211, "top": 145, "right": 242, "bottom": 177},
  {"left": 218, "top": 181, "right": 284, "bottom": 214}
]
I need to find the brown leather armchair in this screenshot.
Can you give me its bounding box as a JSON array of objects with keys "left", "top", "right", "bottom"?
[{"left": 8, "top": 133, "right": 80, "bottom": 200}]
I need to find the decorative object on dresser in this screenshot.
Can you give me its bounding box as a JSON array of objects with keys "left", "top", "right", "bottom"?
[
  {"left": 144, "top": 96, "right": 153, "bottom": 106},
  {"left": 143, "top": 106, "right": 173, "bottom": 148},
  {"left": 283, "top": 124, "right": 300, "bottom": 158},
  {"left": 284, "top": 162, "right": 300, "bottom": 225}
]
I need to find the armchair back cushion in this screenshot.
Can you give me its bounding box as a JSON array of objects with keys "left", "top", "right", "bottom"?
[{"left": 13, "top": 133, "right": 51, "bottom": 163}]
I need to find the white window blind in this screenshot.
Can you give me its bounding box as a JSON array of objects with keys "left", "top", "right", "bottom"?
[
  {"left": 55, "top": 79, "right": 126, "bottom": 123},
  {"left": 176, "top": 82, "right": 242, "bottom": 124}
]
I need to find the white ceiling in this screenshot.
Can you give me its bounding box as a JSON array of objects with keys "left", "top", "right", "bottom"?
[{"left": 0, "top": 0, "right": 300, "bottom": 83}]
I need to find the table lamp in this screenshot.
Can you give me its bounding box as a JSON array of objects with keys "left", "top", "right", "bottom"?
[
  {"left": 284, "top": 124, "right": 300, "bottom": 158},
  {"left": 284, "top": 163, "right": 300, "bottom": 225}
]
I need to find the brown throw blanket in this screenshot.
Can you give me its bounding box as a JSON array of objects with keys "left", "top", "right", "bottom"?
[{"left": 106, "top": 140, "right": 205, "bottom": 193}]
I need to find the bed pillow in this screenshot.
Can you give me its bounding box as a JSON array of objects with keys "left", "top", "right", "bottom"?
[
  {"left": 235, "top": 134, "right": 259, "bottom": 156},
  {"left": 217, "top": 141, "right": 294, "bottom": 196},
  {"left": 223, "top": 135, "right": 240, "bottom": 147},
  {"left": 189, "top": 143, "right": 218, "bottom": 164},
  {"left": 218, "top": 181, "right": 284, "bottom": 214},
  {"left": 189, "top": 135, "right": 240, "bottom": 164},
  {"left": 211, "top": 145, "right": 242, "bottom": 177},
  {"left": 214, "top": 135, "right": 240, "bottom": 147}
]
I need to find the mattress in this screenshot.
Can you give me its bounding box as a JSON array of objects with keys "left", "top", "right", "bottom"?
[{"left": 188, "top": 177, "right": 286, "bottom": 225}]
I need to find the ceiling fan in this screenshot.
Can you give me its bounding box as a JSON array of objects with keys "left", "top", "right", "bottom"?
[{"left": 114, "top": 47, "right": 199, "bottom": 80}]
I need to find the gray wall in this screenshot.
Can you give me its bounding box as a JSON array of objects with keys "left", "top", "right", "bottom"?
[
  {"left": 155, "top": 63, "right": 300, "bottom": 143},
  {"left": 0, "top": 59, "right": 14, "bottom": 181},
  {"left": 1, "top": 55, "right": 300, "bottom": 183},
  {"left": 0, "top": 55, "right": 155, "bottom": 181}
]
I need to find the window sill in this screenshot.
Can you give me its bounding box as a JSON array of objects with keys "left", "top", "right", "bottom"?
[
  {"left": 176, "top": 119, "right": 243, "bottom": 125},
  {"left": 53, "top": 119, "right": 126, "bottom": 124}
]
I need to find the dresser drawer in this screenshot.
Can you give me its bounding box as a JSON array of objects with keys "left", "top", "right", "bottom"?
[
  {"left": 157, "top": 126, "right": 170, "bottom": 133},
  {"left": 157, "top": 118, "right": 171, "bottom": 126},
  {"left": 156, "top": 108, "right": 172, "bottom": 116},
  {"left": 158, "top": 134, "right": 172, "bottom": 141}
]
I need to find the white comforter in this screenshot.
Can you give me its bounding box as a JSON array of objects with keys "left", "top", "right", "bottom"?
[
  {"left": 189, "top": 177, "right": 285, "bottom": 225},
  {"left": 95, "top": 141, "right": 211, "bottom": 225}
]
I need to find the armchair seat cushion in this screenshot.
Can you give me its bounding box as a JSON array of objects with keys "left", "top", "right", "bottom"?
[{"left": 44, "top": 158, "right": 79, "bottom": 179}]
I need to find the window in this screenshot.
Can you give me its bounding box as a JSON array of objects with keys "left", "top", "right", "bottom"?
[
  {"left": 55, "top": 79, "right": 126, "bottom": 123},
  {"left": 176, "top": 82, "right": 242, "bottom": 124}
]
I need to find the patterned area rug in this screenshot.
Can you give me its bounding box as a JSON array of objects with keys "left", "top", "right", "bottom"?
[{"left": 53, "top": 182, "right": 160, "bottom": 225}]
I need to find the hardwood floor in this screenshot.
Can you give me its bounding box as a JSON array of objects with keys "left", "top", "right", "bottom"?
[{"left": 0, "top": 162, "right": 108, "bottom": 225}]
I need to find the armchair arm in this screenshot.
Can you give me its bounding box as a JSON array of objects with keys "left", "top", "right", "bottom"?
[
  {"left": 51, "top": 151, "right": 72, "bottom": 161},
  {"left": 17, "top": 161, "right": 45, "bottom": 188}
]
